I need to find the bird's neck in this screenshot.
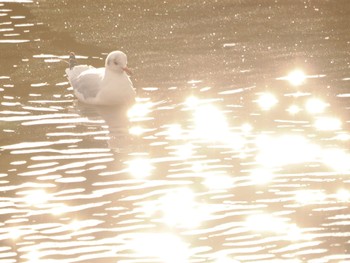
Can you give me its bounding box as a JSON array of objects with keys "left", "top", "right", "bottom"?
[
  {"left": 103, "top": 68, "right": 128, "bottom": 87},
  {"left": 104, "top": 68, "right": 125, "bottom": 80}
]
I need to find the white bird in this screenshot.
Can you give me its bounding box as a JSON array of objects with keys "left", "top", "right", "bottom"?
[{"left": 65, "top": 51, "right": 136, "bottom": 106}]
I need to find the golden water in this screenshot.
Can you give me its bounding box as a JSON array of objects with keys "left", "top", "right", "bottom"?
[{"left": 1, "top": 1, "right": 350, "bottom": 262}]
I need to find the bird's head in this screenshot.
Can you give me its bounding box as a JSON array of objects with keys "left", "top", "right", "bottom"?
[{"left": 105, "top": 50, "right": 132, "bottom": 75}]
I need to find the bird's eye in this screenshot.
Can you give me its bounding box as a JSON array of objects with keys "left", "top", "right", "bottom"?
[{"left": 113, "top": 60, "right": 118, "bottom": 65}]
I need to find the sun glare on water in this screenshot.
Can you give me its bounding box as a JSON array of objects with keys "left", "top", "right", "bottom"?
[
  {"left": 25, "top": 250, "right": 42, "bottom": 263},
  {"left": 295, "top": 190, "right": 326, "bottom": 205},
  {"left": 214, "top": 256, "right": 241, "bottom": 263},
  {"left": 173, "top": 143, "right": 195, "bottom": 159},
  {"left": 128, "top": 233, "right": 189, "bottom": 263},
  {"left": 305, "top": 98, "right": 329, "bottom": 114},
  {"left": 18, "top": 189, "right": 49, "bottom": 206},
  {"left": 287, "top": 69, "right": 306, "bottom": 86},
  {"left": 321, "top": 148, "right": 350, "bottom": 172},
  {"left": 287, "top": 104, "right": 302, "bottom": 115},
  {"left": 249, "top": 167, "right": 275, "bottom": 184},
  {"left": 129, "top": 125, "right": 145, "bottom": 135},
  {"left": 1, "top": 3, "right": 350, "bottom": 263},
  {"left": 166, "top": 124, "right": 185, "bottom": 140},
  {"left": 245, "top": 213, "right": 305, "bottom": 242},
  {"left": 193, "top": 104, "right": 230, "bottom": 140},
  {"left": 203, "top": 173, "right": 235, "bottom": 190},
  {"left": 336, "top": 189, "right": 350, "bottom": 202},
  {"left": 127, "top": 101, "right": 153, "bottom": 119},
  {"left": 185, "top": 95, "right": 200, "bottom": 108},
  {"left": 256, "top": 92, "right": 278, "bottom": 111},
  {"left": 277, "top": 69, "right": 306, "bottom": 86},
  {"left": 159, "top": 188, "right": 206, "bottom": 228},
  {"left": 127, "top": 158, "right": 154, "bottom": 178},
  {"left": 314, "top": 117, "right": 342, "bottom": 131},
  {"left": 255, "top": 134, "right": 319, "bottom": 167}
]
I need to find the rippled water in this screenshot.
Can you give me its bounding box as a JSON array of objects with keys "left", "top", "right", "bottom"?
[{"left": 1, "top": 1, "right": 350, "bottom": 262}]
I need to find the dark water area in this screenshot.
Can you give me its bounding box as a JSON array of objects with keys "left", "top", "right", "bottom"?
[{"left": 1, "top": 1, "right": 350, "bottom": 262}]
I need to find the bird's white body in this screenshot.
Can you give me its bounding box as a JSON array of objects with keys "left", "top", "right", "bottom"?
[{"left": 65, "top": 51, "right": 135, "bottom": 106}]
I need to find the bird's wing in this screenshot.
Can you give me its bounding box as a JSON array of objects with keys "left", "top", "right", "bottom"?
[
  {"left": 74, "top": 68, "right": 105, "bottom": 100},
  {"left": 66, "top": 65, "right": 92, "bottom": 82}
]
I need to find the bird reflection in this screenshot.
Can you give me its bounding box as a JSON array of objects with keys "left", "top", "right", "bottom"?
[{"left": 72, "top": 101, "right": 132, "bottom": 150}]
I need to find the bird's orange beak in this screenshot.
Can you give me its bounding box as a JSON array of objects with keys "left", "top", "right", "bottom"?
[{"left": 123, "top": 66, "right": 133, "bottom": 75}]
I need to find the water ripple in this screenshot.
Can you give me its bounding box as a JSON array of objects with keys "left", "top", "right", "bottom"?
[{"left": 1, "top": 1, "right": 350, "bottom": 262}]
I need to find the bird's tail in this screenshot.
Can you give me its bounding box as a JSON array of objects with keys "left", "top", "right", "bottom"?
[{"left": 69, "top": 52, "right": 77, "bottom": 69}]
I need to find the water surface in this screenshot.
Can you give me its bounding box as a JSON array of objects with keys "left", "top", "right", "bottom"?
[{"left": 1, "top": 1, "right": 350, "bottom": 262}]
